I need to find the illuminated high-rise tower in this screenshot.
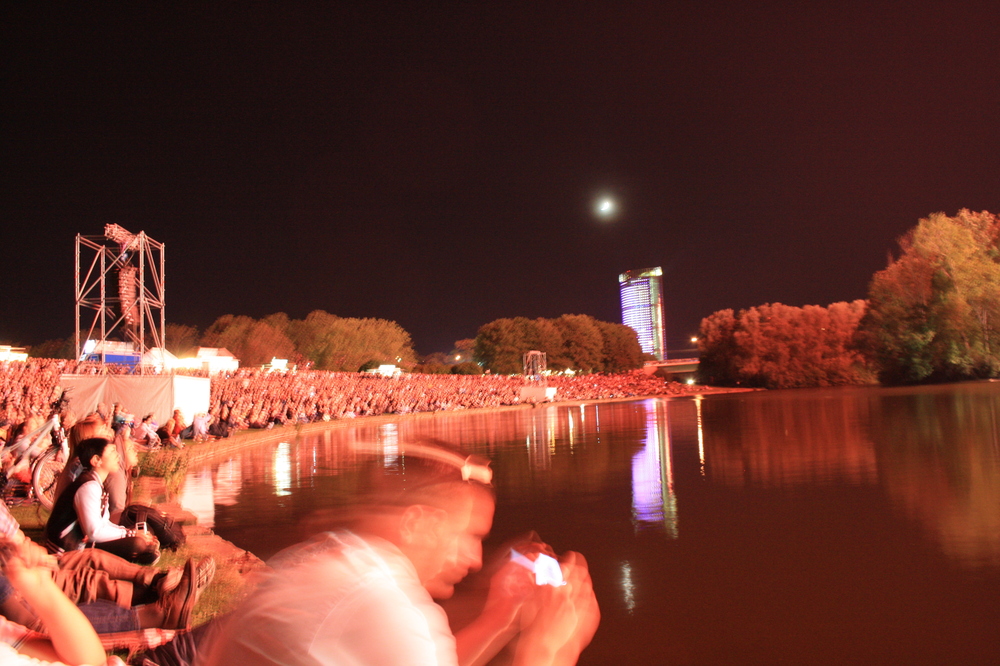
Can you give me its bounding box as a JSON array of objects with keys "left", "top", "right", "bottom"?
[{"left": 619, "top": 266, "right": 665, "bottom": 361}]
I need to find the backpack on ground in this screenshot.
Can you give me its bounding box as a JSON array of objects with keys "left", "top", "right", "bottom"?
[{"left": 120, "top": 504, "right": 186, "bottom": 550}]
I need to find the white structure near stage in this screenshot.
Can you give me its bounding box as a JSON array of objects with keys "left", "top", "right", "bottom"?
[
  {"left": 59, "top": 374, "right": 210, "bottom": 426},
  {"left": 0, "top": 346, "right": 29, "bottom": 362}
]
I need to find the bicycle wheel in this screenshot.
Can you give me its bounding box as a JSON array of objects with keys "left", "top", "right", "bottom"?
[{"left": 32, "top": 447, "right": 66, "bottom": 510}]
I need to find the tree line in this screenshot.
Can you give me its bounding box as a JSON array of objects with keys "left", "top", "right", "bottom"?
[
  {"left": 27, "top": 309, "right": 644, "bottom": 376},
  {"left": 697, "top": 301, "right": 871, "bottom": 388},
  {"left": 699, "top": 209, "right": 1000, "bottom": 387},
  {"left": 473, "top": 314, "right": 645, "bottom": 374}
]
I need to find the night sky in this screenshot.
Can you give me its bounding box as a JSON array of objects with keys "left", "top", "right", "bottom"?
[{"left": 4, "top": 3, "right": 998, "bottom": 356}]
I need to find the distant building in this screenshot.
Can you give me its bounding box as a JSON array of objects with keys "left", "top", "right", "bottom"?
[
  {"left": 619, "top": 266, "right": 665, "bottom": 361},
  {"left": 0, "top": 346, "right": 29, "bottom": 362},
  {"left": 172, "top": 347, "right": 240, "bottom": 374}
]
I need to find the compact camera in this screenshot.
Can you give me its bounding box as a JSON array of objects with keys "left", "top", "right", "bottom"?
[{"left": 510, "top": 547, "right": 566, "bottom": 587}]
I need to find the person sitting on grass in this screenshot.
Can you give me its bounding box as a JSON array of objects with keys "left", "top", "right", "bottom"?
[
  {"left": 132, "top": 415, "right": 160, "bottom": 450},
  {"left": 2, "top": 501, "right": 212, "bottom": 634},
  {"left": 157, "top": 411, "right": 186, "bottom": 449},
  {"left": 0, "top": 532, "right": 125, "bottom": 665},
  {"left": 45, "top": 438, "right": 160, "bottom": 565}
]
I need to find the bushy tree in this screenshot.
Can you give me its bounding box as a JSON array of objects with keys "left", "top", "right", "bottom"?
[
  {"left": 696, "top": 309, "right": 739, "bottom": 385},
  {"left": 412, "top": 362, "right": 450, "bottom": 374},
  {"left": 201, "top": 310, "right": 417, "bottom": 371},
  {"left": 552, "top": 314, "right": 604, "bottom": 372},
  {"left": 164, "top": 323, "right": 199, "bottom": 357},
  {"left": 451, "top": 361, "right": 484, "bottom": 375},
  {"left": 286, "top": 310, "right": 417, "bottom": 372},
  {"left": 28, "top": 338, "right": 75, "bottom": 360},
  {"left": 697, "top": 301, "right": 872, "bottom": 388},
  {"left": 450, "top": 339, "right": 476, "bottom": 364},
  {"left": 474, "top": 317, "right": 538, "bottom": 374},
  {"left": 858, "top": 209, "right": 1000, "bottom": 383},
  {"left": 475, "top": 315, "right": 643, "bottom": 374},
  {"left": 200, "top": 315, "right": 257, "bottom": 358},
  {"left": 593, "top": 320, "right": 645, "bottom": 373},
  {"left": 201, "top": 314, "right": 296, "bottom": 367}
]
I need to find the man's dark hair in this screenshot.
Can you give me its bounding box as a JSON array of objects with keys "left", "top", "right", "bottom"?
[{"left": 76, "top": 437, "right": 112, "bottom": 469}]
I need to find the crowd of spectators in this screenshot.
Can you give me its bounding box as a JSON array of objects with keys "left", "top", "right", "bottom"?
[{"left": 1, "top": 359, "right": 700, "bottom": 442}]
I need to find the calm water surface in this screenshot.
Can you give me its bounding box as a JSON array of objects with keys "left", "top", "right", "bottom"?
[{"left": 181, "top": 383, "right": 1000, "bottom": 664}]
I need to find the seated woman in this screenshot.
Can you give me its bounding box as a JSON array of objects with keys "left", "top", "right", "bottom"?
[
  {"left": 45, "top": 438, "right": 160, "bottom": 565},
  {"left": 157, "top": 411, "right": 187, "bottom": 449},
  {"left": 132, "top": 415, "right": 161, "bottom": 450}
]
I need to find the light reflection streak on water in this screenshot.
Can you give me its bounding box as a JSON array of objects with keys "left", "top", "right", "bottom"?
[
  {"left": 179, "top": 468, "right": 215, "bottom": 528},
  {"left": 274, "top": 441, "right": 292, "bottom": 497},
  {"left": 695, "top": 395, "right": 705, "bottom": 477},
  {"left": 547, "top": 409, "right": 558, "bottom": 457},
  {"left": 620, "top": 561, "right": 636, "bottom": 614},
  {"left": 631, "top": 400, "right": 678, "bottom": 537},
  {"left": 526, "top": 411, "right": 552, "bottom": 470},
  {"left": 380, "top": 423, "right": 399, "bottom": 466},
  {"left": 214, "top": 459, "right": 241, "bottom": 506}
]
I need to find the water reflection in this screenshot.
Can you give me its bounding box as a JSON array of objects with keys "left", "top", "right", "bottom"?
[
  {"left": 698, "top": 384, "right": 1000, "bottom": 567},
  {"left": 870, "top": 385, "right": 1000, "bottom": 567},
  {"left": 180, "top": 469, "right": 215, "bottom": 528},
  {"left": 619, "top": 560, "right": 636, "bottom": 614},
  {"left": 631, "top": 399, "right": 678, "bottom": 537},
  {"left": 702, "top": 389, "right": 879, "bottom": 488},
  {"left": 184, "top": 384, "right": 1000, "bottom": 573},
  {"left": 273, "top": 441, "right": 292, "bottom": 497},
  {"left": 176, "top": 386, "right": 1000, "bottom": 664}
]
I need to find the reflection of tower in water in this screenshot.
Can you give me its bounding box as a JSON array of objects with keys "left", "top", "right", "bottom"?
[{"left": 631, "top": 399, "right": 678, "bottom": 538}]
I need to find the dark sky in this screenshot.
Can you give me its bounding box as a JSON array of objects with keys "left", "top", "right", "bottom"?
[{"left": 3, "top": 2, "right": 998, "bottom": 356}]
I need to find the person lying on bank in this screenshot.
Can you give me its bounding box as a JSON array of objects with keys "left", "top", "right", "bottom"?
[
  {"left": 2, "top": 497, "right": 213, "bottom": 633},
  {"left": 0, "top": 532, "right": 124, "bottom": 665}
]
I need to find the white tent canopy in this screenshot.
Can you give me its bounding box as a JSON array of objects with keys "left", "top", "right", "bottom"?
[
  {"left": 59, "top": 374, "right": 210, "bottom": 426},
  {"left": 142, "top": 347, "right": 178, "bottom": 369}
]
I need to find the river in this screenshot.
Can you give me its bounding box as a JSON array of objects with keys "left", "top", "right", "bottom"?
[{"left": 180, "top": 382, "right": 1000, "bottom": 664}]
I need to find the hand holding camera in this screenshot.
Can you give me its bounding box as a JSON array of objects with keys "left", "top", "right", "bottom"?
[{"left": 510, "top": 539, "right": 600, "bottom": 666}]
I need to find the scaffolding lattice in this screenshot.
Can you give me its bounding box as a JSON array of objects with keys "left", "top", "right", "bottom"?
[
  {"left": 523, "top": 350, "right": 547, "bottom": 385},
  {"left": 75, "top": 225, "right": 165, "bottom": 370}
]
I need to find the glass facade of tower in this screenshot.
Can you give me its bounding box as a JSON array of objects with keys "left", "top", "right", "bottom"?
[{"left": 619, "top": 266, "right": 665, "bottom": 361}]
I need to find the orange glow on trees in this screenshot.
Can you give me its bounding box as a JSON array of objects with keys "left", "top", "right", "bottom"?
[
  {"left": 858, "top": 209, "right": 1000, "bottom": 384},
  {"left": 697, "top": 301, "right": 872, "bottom": 388}
]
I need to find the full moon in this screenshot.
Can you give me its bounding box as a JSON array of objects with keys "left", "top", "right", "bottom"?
[{"left": 596, "top": 197, "right": 616, "bottom": 217}]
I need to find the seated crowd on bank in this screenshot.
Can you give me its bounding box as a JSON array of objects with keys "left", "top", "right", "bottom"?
[
  {"left": 0, "top": 401, "right": 600, "bottom": 665},
  {"left": 2, "top": 358, "right": 695, "bottom": 445},
  {"left": 1, "top": 413, "right": 215, "bottom": 665}
]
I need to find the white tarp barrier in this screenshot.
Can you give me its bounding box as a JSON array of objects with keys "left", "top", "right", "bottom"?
[{"left": 58, "top": 374, "right": 211, "bottom": 426}]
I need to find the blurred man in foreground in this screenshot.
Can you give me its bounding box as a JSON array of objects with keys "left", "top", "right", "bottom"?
[{"left": 200, "top": 443, "right": 599, "bottom": 665}]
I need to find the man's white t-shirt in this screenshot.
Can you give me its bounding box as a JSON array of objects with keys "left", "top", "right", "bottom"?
[{"left": 200, "top": 531, "right": 458, "bottom": 666}]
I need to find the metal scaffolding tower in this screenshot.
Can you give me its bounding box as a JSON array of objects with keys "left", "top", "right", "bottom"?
[
  {"left": 75, "top": 224, "right": 165, "bottom": 369},
  {"left": 523, "top": 350, "right": 547, "bottom": 384}
]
